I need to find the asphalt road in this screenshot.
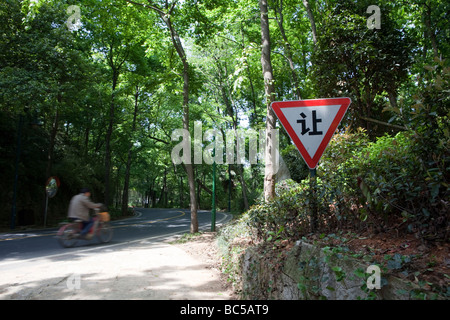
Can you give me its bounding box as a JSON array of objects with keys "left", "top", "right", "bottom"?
[
  {"left": 0, "top": 208, "right": 231, "bottom": 265},
  {"left": 0, "top": 208, "right": 233, "bottom": 300}
]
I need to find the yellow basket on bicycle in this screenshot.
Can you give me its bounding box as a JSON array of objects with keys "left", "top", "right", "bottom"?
[{"left": 98, "top": 211, "right": 110, "bottom": 222}]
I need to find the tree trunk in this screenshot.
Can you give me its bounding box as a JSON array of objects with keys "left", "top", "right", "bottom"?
[
  {"left": 303, "top": 0, "right": 318, "bottom": 50},
  {"left": 217, "top": 55, "right": 250, "bottom": 211},
  {"left": 423, "top": 2, "right": 439, "bottom": 58},
  {"left": 158, "top": 167, "right": 168, "bottom": 207},
  {"left": 104, "top": 67, "right": 118, "bottom": 207},
  {"left": 46, "top": 94, "right": 60, "bottom": 178},
  {"left": 103, "top": 35, "right": 129, "bottom": 207},
  {"left": 237, "top": 164, "right": 249, "bottom": 211},
  {"left": 273, "top": 0, "right": 302, "bottom": 99},
  {"left": 121, "top": 85, "right": 139, "bottom": 215},
  {"left": 157, "top": 6, "right": 198, "bottom": 233},
  {"left": 259, "top": 0, "right": 277, "bottom": 202}
]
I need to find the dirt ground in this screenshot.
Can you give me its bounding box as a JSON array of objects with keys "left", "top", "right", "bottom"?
[{"left": 172, "top": 232, "right": 238, "bottom": 300}]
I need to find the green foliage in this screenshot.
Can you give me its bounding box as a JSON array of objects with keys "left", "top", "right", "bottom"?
[
  {"left": 247, "top": 179, "right": 326, "bottom": 242},
  {"left": 343, "top": 60, "right": 449, "bottom": 239},
  {"left": 281, "top": 144, "right": 309, "bottom": 183},
  {"left": 170, "top": 231, "right": 203, "bottom": 244},
  {"left": 321, "top": 126, "right": 448, "bottom": 239},
  {"left": 311, "top": 0, "right": 415, "bottom": 132},
  {"left": 217, "top": 214, "right": 254, "bottom": 289},
  {"left": 245, "top": 122, "right": 448, "bottom": 243}
]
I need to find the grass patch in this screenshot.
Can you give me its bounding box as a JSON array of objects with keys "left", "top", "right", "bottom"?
[{"left": 170, "top": 232, "right": 203, "bottom": 244}]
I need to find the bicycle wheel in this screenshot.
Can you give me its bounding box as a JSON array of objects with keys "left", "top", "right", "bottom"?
[
  {"left": 97, "top": 222, "right": 113, "bottom": 243},
  {"left": 57, "top": 224, "right": 79, "bottom": 248}
]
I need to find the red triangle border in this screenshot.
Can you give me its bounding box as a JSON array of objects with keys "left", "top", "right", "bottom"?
[{"left": 271, "top": 98, "right": 351, "bottom": 169}]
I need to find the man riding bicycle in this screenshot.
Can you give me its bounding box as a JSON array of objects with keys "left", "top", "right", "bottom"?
[{"left": 67, "top": 188, "right": 102, "bottom": 239}]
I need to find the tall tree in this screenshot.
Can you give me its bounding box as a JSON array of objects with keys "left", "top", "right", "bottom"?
[
  {"left": 302, "top": 0, "right": 318, "bottom": 49},
  {"left": 272, "top": 0, "right": 302, "bottom": 99},
  {"left": 84, "top": 0, "right": 151, "bottom": 206},
  {"left": 259, "top": 0, "right": 277, "bottom": 201},
  {"left": 126, "top": 0, "right": 198, "bottom": 232}
]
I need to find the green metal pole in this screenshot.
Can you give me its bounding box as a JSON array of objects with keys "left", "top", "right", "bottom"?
[{"left": 211, "top": 137, "right": 216, "bottom": 232}]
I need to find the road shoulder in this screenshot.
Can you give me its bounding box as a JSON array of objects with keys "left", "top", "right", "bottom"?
[{"left": 171, "top": 232, "right": 237, "bottom": 300}]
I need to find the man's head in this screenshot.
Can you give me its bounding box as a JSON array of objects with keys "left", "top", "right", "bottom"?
[{"left": 80, "top": 187, "right": 91, "bottom": 197}]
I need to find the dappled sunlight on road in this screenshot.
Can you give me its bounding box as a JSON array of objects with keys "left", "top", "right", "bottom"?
[
  {"left": 0, "top": 233, "right": 45, "bottom": 241},
  {"left": 0, "top": 209, "right": 234, "bottom": 300},
  {"left": 0, "top": 239, "right": 232, "bottom": 300}
]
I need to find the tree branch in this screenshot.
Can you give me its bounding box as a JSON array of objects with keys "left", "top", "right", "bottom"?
[
  {"left": 148, "top": 134, "right": 169, "bottom": 144},
  {"left": 168, "top": 0, "right": 178, "bottom": 15},
  {"left": 196, "top": 179, "right": 212, "bottom": 195},
  {"left": 146, "top": 0, "right": 168, "bottom": 16},
  {"left": 123, "top": 0, "right": 165, "bottom": 16},
  {"left": 360, "top": 116, "right": 407, "bottom": 131}
]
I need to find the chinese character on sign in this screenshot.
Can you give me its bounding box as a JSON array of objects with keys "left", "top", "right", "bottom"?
[{"left": 297, "top": 110, "right": 323, "bottom": 136}]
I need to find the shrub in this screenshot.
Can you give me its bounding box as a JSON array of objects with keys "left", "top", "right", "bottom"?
[
  {"left": 217, "top": 213, "right": 254, "bottom": 291},
  {"left": 321, "top": 128, "right": 448, "bottom": 240},
  {"left": 281, "top": 144, "right": 309, "bottom": 183},
  {"left": 246, "top": 178, "right": 343, "bottom": 242},
  {"left": 246, "top": 179, "right": 309, "bottom": 242},
  {"left": 245, "top": 126, "right": 448, "bottom": 243}
]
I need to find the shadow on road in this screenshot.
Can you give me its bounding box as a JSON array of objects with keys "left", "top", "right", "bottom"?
[{"left": 0, "top": 240, "right": 233, "bottom": 300}]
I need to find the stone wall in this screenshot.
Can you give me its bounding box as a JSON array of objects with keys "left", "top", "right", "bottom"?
[{"left": 238, "top": 240, "right": 423, "bottom": 300}]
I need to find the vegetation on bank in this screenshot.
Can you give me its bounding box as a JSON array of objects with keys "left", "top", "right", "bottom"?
[{"left": 218, "top": 63, "right": 448, "bottom": 298}]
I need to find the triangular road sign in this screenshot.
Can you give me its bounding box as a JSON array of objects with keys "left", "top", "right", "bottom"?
[{"left": 271, "top": 98, "right": 351, "bottom": 169}]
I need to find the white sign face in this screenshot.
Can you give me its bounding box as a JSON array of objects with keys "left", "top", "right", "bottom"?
[
  {"left": 271, "top": 98, "right": 351, "bottom": 169},
  {"left": 280, "top": 105, "right": 341, "bottom": 160}
]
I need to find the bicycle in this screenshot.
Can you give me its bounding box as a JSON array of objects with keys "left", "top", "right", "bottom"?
[{"left": 57, "top": 209, "right": 113, "bottom": 248}]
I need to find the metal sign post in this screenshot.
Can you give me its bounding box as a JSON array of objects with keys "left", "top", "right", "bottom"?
[
  {"left": 211, "top": 137, "right": 216, "bottom": 232},
  {"left": 309, "top": 168, "right": 318, "bottom": 232}
]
